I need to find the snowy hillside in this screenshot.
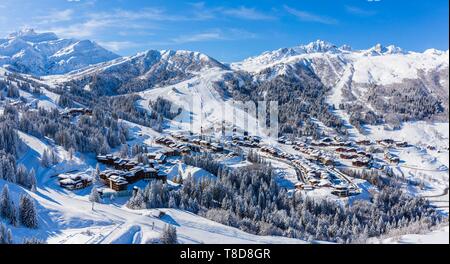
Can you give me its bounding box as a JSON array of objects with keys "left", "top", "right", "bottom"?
[
  {"left": 49, "top": 49, "right": 228, "bottom": 95},
  {"left": 0, "top": 29, "right": 119, "bottom": 75}
]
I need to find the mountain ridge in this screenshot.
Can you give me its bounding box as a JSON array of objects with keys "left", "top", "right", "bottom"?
[{"left": 0, "top": 29, "right": 119, "bottom": 76}]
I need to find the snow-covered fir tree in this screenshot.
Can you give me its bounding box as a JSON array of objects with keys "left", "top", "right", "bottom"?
[
  {"left": 89, "top": 187, "right": 101, "bottom": 203},
  {"left": 160, "top": 224, "right": 177, "bottom": 244},
  {"left": 0, "top": 223, "right": 13, "bottom": 244},
  {"left": 0, "top": 185, "right": 14, "bottom": 223},
  {"left": 19, "top": 194, "right": 38, "bottom": 228}
]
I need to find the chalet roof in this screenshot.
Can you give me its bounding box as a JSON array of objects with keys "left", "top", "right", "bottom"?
[
  {"left": 58, "top": 172, "right": 92, "bottom": 181},
  {"left": 60, "top": 178, "right": 80, "bottom": 185}
]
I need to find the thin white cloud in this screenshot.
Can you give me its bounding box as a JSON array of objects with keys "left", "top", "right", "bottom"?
[
  {"left": 221, "top": 6, "right": 276, "bottom": 20},
  {"left": 91, "top": 8, "right": 191, "bottom": 22},
  {"left": 36, "top": 9, "right": 74, "bottom": 24},
  {"left": 172, "top": 28, "right": 257, "bottom": 44},
  {"left": 98, "top": 41, "right": 138, "bottom": 52},
  {"left": 284, "top": 5, "right": 338, "bottom": 25},
  {"left": 346, "top": 6, "right": 376, "bottom": 16},
  {"left": 45, "top": 19, "right": 111, "bottom": 38},
  {"left": 172, "top": 31, "right": 225, "bottom": 44},
  {"left": 189, "top": 3, "right": 276, "bottom": 21}
]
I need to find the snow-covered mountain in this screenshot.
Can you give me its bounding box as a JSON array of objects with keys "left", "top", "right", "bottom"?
[
  {"left": 232, "top": 40, "right": 447, "bottom": 81},
  {"left": 231, "top": 40, "right": 449, "bottom": 126},
  {"left": 0, "top": 29, "right": 119, "bottom": 75},
  {"left": 4, "top": 31, "right": 448, "bottom": 129},
  {"left": 60, "top": 49, "right": 227, "bottom": 95}
]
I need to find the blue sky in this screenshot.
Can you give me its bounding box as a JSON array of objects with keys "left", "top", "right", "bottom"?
[{"left": 0, "top": 0, "right": 448, "bottom": 62}]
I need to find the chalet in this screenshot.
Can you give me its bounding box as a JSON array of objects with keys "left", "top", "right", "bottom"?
[
  {"left": 335, "top": 147, "right": 346, "bottom": 153},
  {"left": 319, "top": 171, "right": 331, "bottom": 179},
  {"left": 180, "top": 146, "right": 191, "bottom": 154},
  {"left": 294, "top": 182, "right": 304, "bottom": 190},
  {"left": 277, "top": 137, "right": 286, "bottom": 144},
  {"left": 318, "top": 180, "right": 332, "bottom": 188},
  {"left": 61, "top": 108, "right": 93, "bottom": 118},
  {"left": 155, "top": 153, "right": 167, "bottom": 164},
  {"left": 113, "top": 159, "right": 129, "bottom": 170},
  {"left": 308, "top": 150, "right": 321, "bottom": 160},
  {"left": 308, "top": 178, "right": 320, "bottom": 185},
  {"left": 191, "top": 138, "right": 201, "bottom": 145},
  {"left": 162, "top": 148, "right": 178, "bottom": 157},
  {"left": 385, "top": 152, "right": 400, "bottom": 164},
  {"left": 251, "top": 136, "right": 261, "bottom": 143},
  {"left": 347, "top": 147, "right": 357, "bottom": 153},
  {"left": 100, "top": 166, "right": 161, "bottom": 191},
  {"left": 123, "top": 161, "right": 138, "bottom": 170},
  {"left": 311, "top": 141, "right": 328, "bottom": 147},
  {"left": 107, "top": 175, "right": 128, "bottom": 191},
  {"left": 321, "top": 137, "right": 333, "bottom": 143},
  {"left": 340, "top": 153, "right": 358, "bottom": 160},
  {"left": 427, "top": 145, "right": 436, "bottom": 150},
  {"left": 188, "top": 144, "right": 201, "bottom": 152},
  {"left": 335, "top": 147, "right": 356, "bottom": 153},
  {"left": 338, "top": 141, "right": 352, "bottom": 147},
  {"left": 377, "top": 139, "right": 395, "bottom": 147},
  {"left": 96, "top": 154, "right": 118, "bottom": 166},
  {"left": 58, "top": 173, "right": 92, "bottom": 190},
  {"left": 303, "top": 185, "right": 314, "bottom": 191},
  {"left": 147, "top": 153, "right": 157, "bottom": 160},
  {"left": 231, "top": 135, "right": 241, "bottom": 141},
  {"left": 320, "top": 156, "right": 334, "bottom": 166},
  {"left": 356, "top": 139, "right": 372, "bottom": 146},
  {"left": 352, "top": 158, "right": 370, "bottom": 167},
  {"left": 210, "top": 143, "right": 224, "bottom": 152},
  {"left": 395, "top": 141, "right": 408, "bottom": 148},
  {"left": 307, "top": 171, "right": 319, "bottom": 179},
  {"left": 333, "top": 136, "right": 345, "bottom": 142},
  {"left": 332, "top": 186, "right": 349, "bottom": 197},
  {"left": 200, "top": 140, "right": 210, "bottom": 147}
]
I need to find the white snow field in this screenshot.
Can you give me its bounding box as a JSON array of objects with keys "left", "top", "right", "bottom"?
[{"left": 382, "top": 226, "right": 449, "bottom": 244}]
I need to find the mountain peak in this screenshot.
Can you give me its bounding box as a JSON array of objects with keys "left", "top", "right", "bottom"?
[
  {"left": 365, "top": 43, "right": 404, "bottom": 56},
  {"left": 7, "top": 28, "right": 59, "bottom": 43},
  {"left": 8, "top": 28, "right": 37, "bottom": 38},
  {"left": 300, "top": 40, "right": 338, "bottom": 53},
  {"left": 1, "top": 29, "right": 119, "bottom": 75}
]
